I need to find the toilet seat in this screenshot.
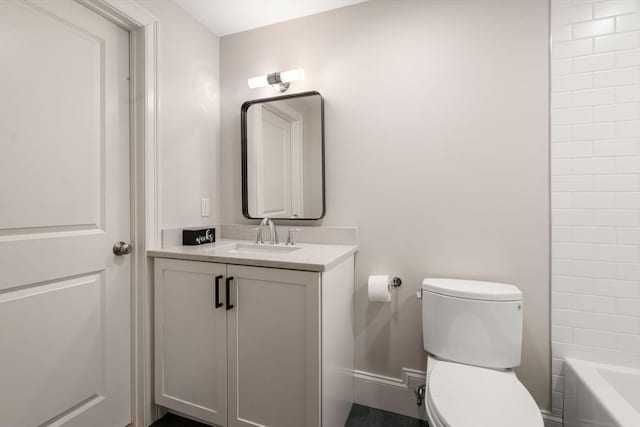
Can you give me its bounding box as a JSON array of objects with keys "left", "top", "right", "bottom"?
[{"left": 427, "top": 360, "right": 543, "bottom": 427}]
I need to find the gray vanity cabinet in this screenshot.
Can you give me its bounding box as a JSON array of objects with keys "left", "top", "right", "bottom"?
[
  {"left": 154, "top": 259, "right": 229, "bottom": 425},
  {"left": 154, "top": 258, "right": 322, "bottom": 427},
  {"left": 226, "top": 264, "right": 320, "bottom": 427}
]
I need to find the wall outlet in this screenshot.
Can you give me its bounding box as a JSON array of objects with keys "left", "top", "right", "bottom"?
[{"left": 201, "top": 198, "right": 210, "bottom": 217}]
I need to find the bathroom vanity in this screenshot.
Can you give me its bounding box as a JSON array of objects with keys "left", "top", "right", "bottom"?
[
  {"left": 148, "top": 239, "right": 357, "bottom": 427},
  {"left": 147, "top": 89, "right": 348, "bottom": 426}
]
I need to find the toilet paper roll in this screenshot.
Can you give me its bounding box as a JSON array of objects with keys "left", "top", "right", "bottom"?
[{"left": 368, "top": 275, "right": 391, "bottom": 302}]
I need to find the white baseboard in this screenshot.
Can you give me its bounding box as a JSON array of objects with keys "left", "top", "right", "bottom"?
[
  {"left": 353, "top": 368, "right": 427, "bottom": 420},
  {"left": 354, "top": 368, "right": 563, "bottom": 426}
]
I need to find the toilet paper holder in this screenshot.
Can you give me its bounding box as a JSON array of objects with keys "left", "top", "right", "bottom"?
[
  {"left": 389, "top": 277, "right": 402, "bottom": 288},
  {"left": 368, "top": 275, "right": 402, "bottom": 303}
]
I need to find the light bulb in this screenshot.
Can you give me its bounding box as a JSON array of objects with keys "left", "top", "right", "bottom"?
[
  {"left": 279, "top": 69, "right": 304, "bottom": 83},
  {"left": 248, "top": 75, "right": 268, "bottom": 89},
  {"left": 247, "top": 68, "right": 304, "bottom": 90}
]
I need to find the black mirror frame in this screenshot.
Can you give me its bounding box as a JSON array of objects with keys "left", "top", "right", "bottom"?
[{"left": 241, "top": 90, "right": 326, "bottom": 220}]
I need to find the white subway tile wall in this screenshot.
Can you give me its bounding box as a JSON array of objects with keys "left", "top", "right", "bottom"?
[{"left": 551, "top": 0, "right": 640, "bottom": 417}]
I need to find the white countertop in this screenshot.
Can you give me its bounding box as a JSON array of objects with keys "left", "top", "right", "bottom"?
[{"left": 147, "top": 239, "right": 358, "bottom": 272}]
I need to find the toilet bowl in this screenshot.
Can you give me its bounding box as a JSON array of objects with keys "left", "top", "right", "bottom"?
[
  {"left": 421, "top": 278, "right": 543, "bottom": 427},
  {"left": 425, "top": 356, "right": 542, "bottom": 427}
]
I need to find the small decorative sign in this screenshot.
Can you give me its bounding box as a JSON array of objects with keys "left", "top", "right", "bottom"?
[{"left": 183, "top": 228, "right": 215, "bottom": 245}]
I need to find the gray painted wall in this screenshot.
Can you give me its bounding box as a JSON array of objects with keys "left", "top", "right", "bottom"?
[
  {"left": 220, "top": 0, "right": 551, "bottom": 410},
  {"left": 135, "top": 0, "right": 221, "bottom": 229}
]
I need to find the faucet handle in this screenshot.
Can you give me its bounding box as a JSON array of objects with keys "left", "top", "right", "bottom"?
[
  {"left": 250, "top": 226, "right": 263, "bottom": 244},
  {"left": 286, "top": 228, "right": 301, "bottom": 245}
]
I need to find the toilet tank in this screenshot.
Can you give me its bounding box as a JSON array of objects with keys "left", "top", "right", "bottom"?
[{"left": 422, "top": 278, "right": 523, "bottom": 369}]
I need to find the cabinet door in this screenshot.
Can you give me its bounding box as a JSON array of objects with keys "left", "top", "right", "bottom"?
[
  {"left": 155, "top": 258, "right": 228, "bottom": 426},
  {"left": 227, "top": 265, "right": 321, "bottom": 427}
]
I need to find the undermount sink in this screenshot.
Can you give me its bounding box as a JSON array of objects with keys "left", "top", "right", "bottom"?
[{"left": 225, "top": 242, "right": 302, "bottom": 255}]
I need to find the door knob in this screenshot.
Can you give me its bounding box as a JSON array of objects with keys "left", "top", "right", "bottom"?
[{"left": 113, "top": 241, "right": 132, "bottom": 256}]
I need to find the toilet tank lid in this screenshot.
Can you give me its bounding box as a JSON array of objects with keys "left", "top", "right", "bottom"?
[{"left": 422, "top": 278, "right": 522, "bottom": 301}]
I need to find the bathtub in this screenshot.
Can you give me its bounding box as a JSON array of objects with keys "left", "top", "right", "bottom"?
[{"left": 564, "top": 359, "right": 640, "bottom": 427}]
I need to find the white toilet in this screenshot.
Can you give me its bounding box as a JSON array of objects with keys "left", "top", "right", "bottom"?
[{"left": 421, "top": 278, "right": 543, "bottom": 427}]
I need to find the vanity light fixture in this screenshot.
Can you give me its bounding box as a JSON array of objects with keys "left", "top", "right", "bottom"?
[{"left": 247, "top": 68, "right": 304, "bottom": 92}]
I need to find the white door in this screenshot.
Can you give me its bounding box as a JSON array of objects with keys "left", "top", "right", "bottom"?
[
  {"left": 0, "top": 1, "right": 131, "bottom": 426},
  {"left": 256, "top": 107, "right": 294, "bottom": 218},
  {"left": 227, "top": 265, "right": 321, "bottom": 427},
  {"left": 154, "top": 259, "right": 228, "bottom": 426}
]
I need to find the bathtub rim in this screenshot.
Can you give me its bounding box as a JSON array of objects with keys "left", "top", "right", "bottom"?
[{"left": 565, "top": 358, "right": 640, "bottom": 427}]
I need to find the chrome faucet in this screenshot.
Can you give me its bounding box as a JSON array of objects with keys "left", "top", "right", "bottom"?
[{"left": 257, "top": 217, "right": 279, "bottom": 245}]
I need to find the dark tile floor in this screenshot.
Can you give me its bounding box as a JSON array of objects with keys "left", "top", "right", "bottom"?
[
  {"left": 150, "top": 413, "right": 207, "bottom": 427},
  {"left": 345, "top": 404, "right": 429, "bottom": 427},
  {"left": 151, "top": 404, "right": 429, "bottom": 427}
]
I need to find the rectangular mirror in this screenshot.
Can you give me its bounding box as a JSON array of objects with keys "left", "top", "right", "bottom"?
[{"left": 241, "top": 91, "right": 325, "bottom": 220}]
